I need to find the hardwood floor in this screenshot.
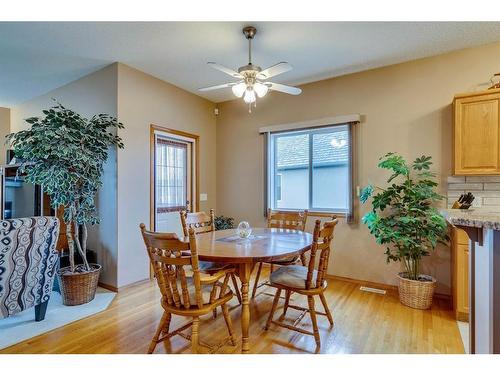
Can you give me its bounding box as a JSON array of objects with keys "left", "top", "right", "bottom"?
[{"left": 0, "top": 272, "right": 465, "bottom": 354}]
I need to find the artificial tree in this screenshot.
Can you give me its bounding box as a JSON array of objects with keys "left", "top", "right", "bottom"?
[
  {"left": 7, "top": 102, "right": 124, "bottom": 274},
  {"left": 359, "top": 153, "right": 448, "bottom": 281}
]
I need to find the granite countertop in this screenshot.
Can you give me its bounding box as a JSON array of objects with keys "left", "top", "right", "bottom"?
[{"left": 440, "top": 208, "right": 500, "bottom": 230}]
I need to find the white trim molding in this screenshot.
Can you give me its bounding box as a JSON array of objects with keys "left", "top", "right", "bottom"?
[{"left": 258, "top": 114, "right": 361, "bottom": 134}]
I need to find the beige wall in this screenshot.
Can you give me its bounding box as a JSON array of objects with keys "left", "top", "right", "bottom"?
[
  {"left": 116, "top": 63, "right": 217, "bottom": 287},
  {"left": 10, "top": 64, "right": 119, "bottom": 287},
  {"left": 216, "top": 41, "right": 500, "bottom": 294},
  {"left": 0, "top": 107, "right": 10, "bottom": 164}
]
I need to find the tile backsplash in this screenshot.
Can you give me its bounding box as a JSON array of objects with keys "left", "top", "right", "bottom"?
[{"left": 447, "top": 176, "right": 500, "bottom": 210}]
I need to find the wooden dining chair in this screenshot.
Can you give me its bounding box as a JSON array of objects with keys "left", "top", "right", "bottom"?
[
  {"left": 251, "top": 209, "right": 308, "bottom": 298},
  {"left": 140, "top": 224, "right": 236, "bottom": 354},
  {"left": 264, "top": 218, "right": 338, "bottom": 349},
  {"left": 180, "top": 209, "right": 242, "bottom": 313}
]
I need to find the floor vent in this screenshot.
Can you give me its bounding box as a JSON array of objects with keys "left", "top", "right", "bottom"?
[{"left": 359, "top": 286, "right": 386, "bottom": 295}]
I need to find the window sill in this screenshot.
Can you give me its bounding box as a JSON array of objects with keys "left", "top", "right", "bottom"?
[
  {"left": 269, "top": 209, "right": 346, "bottom": 218},
  {"left": 308, "top": 211, "right": 346, "bottom": 218}
]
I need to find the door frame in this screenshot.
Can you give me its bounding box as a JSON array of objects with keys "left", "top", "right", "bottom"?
[{"left": 149, "top": 124, "right": 200, "bottom": 232}]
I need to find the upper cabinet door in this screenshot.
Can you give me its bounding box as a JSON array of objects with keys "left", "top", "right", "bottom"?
[{"left": 454, "top": 89, "right": 500, "bottom": 175}]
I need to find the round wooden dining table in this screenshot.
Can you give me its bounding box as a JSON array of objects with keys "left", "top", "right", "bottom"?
[{"left": 195, "top": 227, "right": 313, "bottom": 354}]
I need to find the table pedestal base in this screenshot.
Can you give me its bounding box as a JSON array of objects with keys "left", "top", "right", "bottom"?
[{"left": 237, "top": 263, "right": 254, "bottom": 354}]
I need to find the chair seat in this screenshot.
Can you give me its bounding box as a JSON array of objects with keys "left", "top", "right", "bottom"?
[
  {"left": 268, "top": 255, "right": 300, "bottom": 265},
  {"left": 164, "top": 277, "right": 229, "bottom": 307},
  {"left": 198, "top": 261, "right": 231, "bottom": 273},
  {"left": 269, "top": 265, "right": 318, "bottom": 289}
]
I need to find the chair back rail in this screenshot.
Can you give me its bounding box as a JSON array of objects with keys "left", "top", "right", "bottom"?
[
  {"left": 267, "top": 209, "right": 308, "bottom": 231},
  {"left": 180, "top": 209, "right": 215, "bottom": 236},
  {"left": 306, "top": 218, "right": 338, "bottom": 289},
  {"left": 140, "top": 224, "right": 203, "bottom": 309}
]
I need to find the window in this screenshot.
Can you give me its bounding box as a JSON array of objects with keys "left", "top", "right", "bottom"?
[
  {"left": 155, "top": 137, "right": 188, "bottom": 213},
  {"left": 267, "top": 124, "right": 352, "bottom": 215}
]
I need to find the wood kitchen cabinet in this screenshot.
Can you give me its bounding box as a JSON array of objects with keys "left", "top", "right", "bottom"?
[
  {"left": 453, "top": 88, "right": 500, "bottom": 175},
  {"left": 451, "top": 226, "right": 469, "bottom": 321}
]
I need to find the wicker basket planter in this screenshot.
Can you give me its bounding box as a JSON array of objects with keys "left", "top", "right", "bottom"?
[
  {"left": 58, "top": 263, "right": 101, "bottom": 306},
  {"left": 397, "top": 272, "right": 436, "bottom": 310}
]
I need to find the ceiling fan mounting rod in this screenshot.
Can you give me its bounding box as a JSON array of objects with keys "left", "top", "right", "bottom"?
[{"left": 243, "top": 26, "right": 257, "bottom": 65}]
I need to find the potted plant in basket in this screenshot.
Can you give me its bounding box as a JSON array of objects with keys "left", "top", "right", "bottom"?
[
  {"left": 359, "top": 153, "right": 448, "bottom": 309},
  {"left": 7, "top": 101, "right": 124, "bottom": 306}
]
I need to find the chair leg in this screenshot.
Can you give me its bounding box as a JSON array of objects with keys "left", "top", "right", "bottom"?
[
  {"left": 222, "top": 303, "right": 236, "bottom": 346},
  {"left": 162, "top": 312, "right": 172, "bottom": 334},
  {"left": 307, "top": 296, "right": 321, "bottom": 348},
  {"left": 191, "top": 317, "right": 200, "bottom": 354},
  {"left": 231, "top": 274, "right": 242, "bottom": 304},
  {"left": 35, "top": 300, "right": 49, "bottom": 322},
  {"left": 282, "top": 290, "right": 291, "bottom": 317},
  {"left": 319, "top": 292, "right": 333, "bottom": 326},
  {"left": 148, "top": 311, "right": 170, "bottom": 354},
  {"left": 210, "top": 285, "right": 218, "bottom": 319},
  {"left": 265, "top": 288, "right": 281, "bottom": 330},
  {"left": 251, "top": 262, "right": 263, "bottom": 298}
]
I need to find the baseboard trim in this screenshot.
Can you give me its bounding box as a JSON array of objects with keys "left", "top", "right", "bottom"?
[
  {"left": 326, "top": 274, "right": 451, "bottom": 302},
  {"left": 98, "top": 282, "right": 118, "bottom": 293},
  {"left": 99, "top": 278, "right": 151, "bottom": 293},
  {"left": 326, "top": 274, "right": 398, "bottom": 292}
]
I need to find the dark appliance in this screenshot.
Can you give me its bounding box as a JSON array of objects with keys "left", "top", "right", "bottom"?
[{"left": 0, "top": 164, "right": 44, "bottom": 219}]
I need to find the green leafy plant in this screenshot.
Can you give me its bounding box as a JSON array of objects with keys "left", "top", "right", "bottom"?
[
  {"left": 359, "top": 153, "right": 448, "bottom": 281},
  {"left": 7, "top": 101, "right": 124, "bottom": 273},
  {"left": 214, "top": 215, "right": 235, "bottom": 230}
]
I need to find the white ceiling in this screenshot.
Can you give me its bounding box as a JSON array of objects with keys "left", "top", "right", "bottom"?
[{"left": 1, "top": 22, "right": 500, "bottom": 107}]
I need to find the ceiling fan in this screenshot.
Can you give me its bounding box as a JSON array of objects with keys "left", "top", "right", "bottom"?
[{"left": 199, "top": 26, "right": 302, "bottom": 112}]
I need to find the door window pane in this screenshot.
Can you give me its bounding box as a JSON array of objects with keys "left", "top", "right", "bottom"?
[{"left": 155, "top": 137, "right": 187, "bottom": 213}]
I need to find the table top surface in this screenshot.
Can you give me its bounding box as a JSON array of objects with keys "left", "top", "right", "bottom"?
[{"left": 193, "top": 228, "right": 313, "bottom": 263}]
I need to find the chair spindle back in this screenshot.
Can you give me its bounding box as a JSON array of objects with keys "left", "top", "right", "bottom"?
[
  {"left": 306, "top": 218, "right": 338, "bottom": 289},
  {"left": 180, "top": 209, "right": 216, "bottom": 237},
  {"left": 140, "top": 224, "right": 204, "bottom": 309},
  {"left": 267, "top": 209, "right": 308, "bottom": 231}
]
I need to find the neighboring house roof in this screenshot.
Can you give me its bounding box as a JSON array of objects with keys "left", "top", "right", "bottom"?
[{"left": 276, "top": 130, "right": 349, "bottom": 169}]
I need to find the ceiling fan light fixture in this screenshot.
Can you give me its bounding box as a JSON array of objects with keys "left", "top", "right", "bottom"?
[
  {"left": 232, "top": 82, "right": 246, "bottom": 98},
  {"left": 243, "top": 88, "right": 256, "bottom": 104},
  {"left": 199, "top": 26, "right": 301, "bottom": 111},
  {"left": 253, "top": 82, "right": 269, "bottom": 98}
]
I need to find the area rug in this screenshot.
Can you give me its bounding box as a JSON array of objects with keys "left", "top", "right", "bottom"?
[{"left": 0, "top": 287, "right": 116, "bottom": 350}]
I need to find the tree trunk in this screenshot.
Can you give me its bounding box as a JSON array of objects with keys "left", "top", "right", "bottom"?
[
  {"left": 74, "top": 222, "right": 90, "bottom": 271},
  {"left": 66, "top": 221, "right": 76, "bottom": 273}
]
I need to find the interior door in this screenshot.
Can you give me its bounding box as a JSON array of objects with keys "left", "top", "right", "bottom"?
[{"left": 152, "top": 131, "right": 195, "bottom": 237}]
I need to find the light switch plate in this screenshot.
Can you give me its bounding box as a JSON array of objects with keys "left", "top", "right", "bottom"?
[{"left": 200, "top": 193, "right": 208, "bottom": 201}]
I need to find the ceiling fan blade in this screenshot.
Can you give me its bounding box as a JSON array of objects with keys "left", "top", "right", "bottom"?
[
  {"left": 207, "top": 62, "right": 242, "bottom": 78},
  {"left": 257, "top": 62, "right": 292, "bottom": 79},
  {"left": 198, "top": 82, "right": 237, "bottom": 92},
  {"left": 266, "top": 82, "right": 302, "bottom": 95}
]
